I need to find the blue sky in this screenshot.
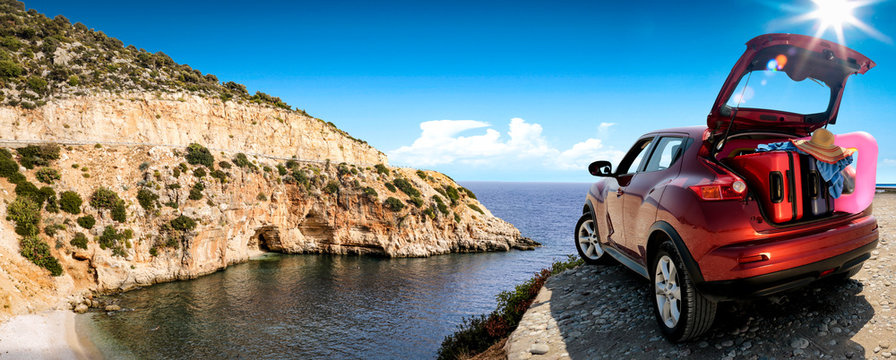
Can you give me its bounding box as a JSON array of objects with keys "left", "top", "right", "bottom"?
[{"left": 25, "top": 0, "right": 896, "bottom": 182}]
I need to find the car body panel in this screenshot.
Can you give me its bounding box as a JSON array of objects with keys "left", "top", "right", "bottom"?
[{"left": 707, "top": 33, "right": 875, "bottom": 137}]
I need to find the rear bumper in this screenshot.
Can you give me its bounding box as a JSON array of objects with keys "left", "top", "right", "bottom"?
[{"left": 696, "top": 238, "right": 877, "bottom": 300}]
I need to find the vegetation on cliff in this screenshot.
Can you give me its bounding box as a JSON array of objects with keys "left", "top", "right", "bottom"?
[
  {"left": 437, "top": 255, "right": 583, "bottom": 360},
  {"left": 0, "top": 0, "right": 370, "bottom": 146}
]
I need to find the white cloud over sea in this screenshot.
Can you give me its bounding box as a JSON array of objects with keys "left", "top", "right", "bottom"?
[{"left": 389, "top": 118, "right": 624, "bottom": 172}]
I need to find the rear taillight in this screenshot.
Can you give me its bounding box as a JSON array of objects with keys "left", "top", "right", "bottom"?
[{"left": 689, "top": 159, "right": 748, "bottom": 201}]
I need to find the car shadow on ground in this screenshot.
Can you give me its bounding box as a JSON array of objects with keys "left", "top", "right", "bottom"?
[{"left": 546, "top": 261, "right": 873, "bottom": 359}]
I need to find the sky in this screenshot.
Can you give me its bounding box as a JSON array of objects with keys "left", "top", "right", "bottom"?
[{"left": 23, "top": 0, "right": 896, "bottom": 182}]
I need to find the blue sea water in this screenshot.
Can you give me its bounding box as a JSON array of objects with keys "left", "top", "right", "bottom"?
[{"left": 79, "top": 182, "right": 591, "bottom": 359}]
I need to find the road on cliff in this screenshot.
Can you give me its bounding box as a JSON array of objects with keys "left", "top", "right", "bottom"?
[{"left": 505, "top": 192, "right": 895, "bottom": 360}]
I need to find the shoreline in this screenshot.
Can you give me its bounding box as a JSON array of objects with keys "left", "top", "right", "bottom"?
[{"left": 0, "top": 310, "right": 101, "bottom": 360}]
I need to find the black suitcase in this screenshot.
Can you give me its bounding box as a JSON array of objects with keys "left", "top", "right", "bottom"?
[{"left": 800, "top": 154, "right": 834, "bottom": 218}]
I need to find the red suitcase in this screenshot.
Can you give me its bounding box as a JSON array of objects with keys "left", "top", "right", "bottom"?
[
  {"left": 724, "top": 151, "right": 803, "bottom": 223},
  {"left": 800, "top": 154, "right": 834, "bottom": 219}
]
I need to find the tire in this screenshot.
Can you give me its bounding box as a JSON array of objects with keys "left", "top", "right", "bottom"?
[
  {"left": 575, "top": 213, "right": 608, "bottom": 264},
  {"left": 650, "top": 241, "right": 716, "bottom": 342}
]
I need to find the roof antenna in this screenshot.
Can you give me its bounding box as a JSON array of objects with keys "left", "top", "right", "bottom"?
[{"left": 715, "top": 70, "right": 753, "bottom": 157}]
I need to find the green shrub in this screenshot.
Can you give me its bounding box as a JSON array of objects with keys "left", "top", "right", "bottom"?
[
  {"left": 137, "top": 189, "right": 159, "bottom": 211},
  {"left": 19, "top": 235, "right": 63, "bottom": 276},
  {"left": 188, "top": 182, "right": 204, "bottom": 200},
  {"left": 43, "top": 224, "right": 65, "bottom": 236},
  {"left": 149, "top": 247, "right": 158, "bottom": 256},
  {"left": 276, "top": 164, "right": 287, "bottom": 176},
  {"left": 445, "top": 186, "right": 460, "bottom": 204},
  {"left": 323, "top": 180, "right": 339, "bottom": 194},
  {"left": 70, "top": 232, "right": 88, "bottom": 249},
  {"left": 392, "top": 178, "right": 420, "bottom": 197},
  {"left": 0, "top": 59, "right": 23, "bottom": 78},
  {"left": 437, "top": 256, "right": 583, "bottom": 360},
  {"left": 460, "top": 187, "right": 477, "bottom": 199},
  {"left": 138, "top": 162, "right": 150, "bottom": 171},
  {"left": 285, "top": 160, "right": 298, "bottom": 169},
  {"left": 423, "top": 207, "right": 436, "bottom": 219},
  {"left": 6, "top": 197, "right": 40, "bottom": 236},
  {"left": 232, "top": 153, "right": 254, "bottom": 168},
  {"left": 0, "top": 157, "right": 18, "bottom": 177},
  {"left": 218, "top": 161, "right": 232, "bottom": 169},
  {"left": 16, "top": 144, "right": 60, "bottom": 169},
  {"left": 170, "top": 215, "right": 197, "bottom": 231},
  {"left": 166, "top": 183, "right": 181, "bottom": 190},
  {"left": 467, "top": 204, "right": 484, "bottom": 214},
  {"left": 384, "top": 197, "right": 404, "bottom": 211},
  {"left": 384, "top": 182, "right": 396, "bottom": 192},
  {"left": 185, "top": 143, "right": 214, "bottom": 168},
  {"left": 193, "top": 167, "right": 206, "bottom": 178},
  {"left": 90, "top": 187, "right": 121, "bottom": 209},
  {"left": 290, "top": 169, "right": 309, "bottom": 187},
  {"left": 59, "top": 191, "right": 82, "bottom": 214},
  {"left": 409, "top": 196, "right": 424, "bottom": 208},
  {"left": 257, "top": 193, "right": 267, "bottom": 201},
  {"left": 363, "top": 187, "right": 378, "bottom": 198},
  {"left": 172, "top": 167, "right": 181, "bottom": 177},
  {"left": 111, "top": 203, "right": 127, "bottom": 222},
  {"left": 416, "top": 170, "right": 428, "bottom": 180},
  {"left": 97, "top": 225, "right": 132, "bottom": 255},
  {"left": 35, "top": 167, "right": 60, "bottom": 184},
  {"left": 25, "top": 76, "right": 48, "bottom": 94},
  {"left": 454, "top": 213, "right": 461, "bottom": 223},
  {"left": 0, "top": 148, "right": 10, "bottom": 160},
  {"left": 433, "top": 196, "right": 449, "bottom": 215},
  {"left": 6, "top": 172, "right": 26, "bottom": 185},
  {"left": 210, "top": 169, "right": 227, "bottom": 182},
  {"left": 375, "top": 164, "right": 390, "bottom": 175},
  {"left": 76, "top": 215, "right": 95, "bottom": 229}
]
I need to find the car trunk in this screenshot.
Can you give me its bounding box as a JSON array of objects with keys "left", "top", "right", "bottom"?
[{"left": 710, "top": 132, "right": 854, "bottom": 226}]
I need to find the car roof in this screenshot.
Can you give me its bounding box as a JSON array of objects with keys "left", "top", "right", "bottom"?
[{"left": 641, "top": 125, "right": 707, "bottom": 138}]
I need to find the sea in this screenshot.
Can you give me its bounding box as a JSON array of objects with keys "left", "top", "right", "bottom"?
[{"left": 77, "top": 182, "right": 591, "bottom": 359}]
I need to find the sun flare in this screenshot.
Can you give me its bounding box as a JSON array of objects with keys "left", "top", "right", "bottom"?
[{"left": 790, "top": 0, "right": 892, "bottom": 45}]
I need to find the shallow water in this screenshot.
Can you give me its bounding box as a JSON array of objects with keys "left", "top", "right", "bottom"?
[{"left": 79, "top": 182, "right": 590, "bottom": 359}]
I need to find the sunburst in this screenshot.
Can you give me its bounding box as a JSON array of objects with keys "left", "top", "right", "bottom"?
[{"left": 780, "top": 0, "right": 891, "bottom": 45}]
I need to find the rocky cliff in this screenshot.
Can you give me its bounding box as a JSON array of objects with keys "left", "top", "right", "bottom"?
[
  {"left": 0, "top": 138, "right": 534, "bottom": 320},
  {"left": 0, "top": 93, "right": 387, "bottom": 166}
]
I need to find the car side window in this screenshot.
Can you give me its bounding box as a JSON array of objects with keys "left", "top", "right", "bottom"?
[
  {"left": 616, "top": 137, "right": 654, "bottom": 174},
  {"left": 643, "top": 137, "right": 686, "bottom": 172}
]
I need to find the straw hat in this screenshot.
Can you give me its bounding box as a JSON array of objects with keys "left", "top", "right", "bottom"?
[{"left": 791, "top": 128, "right": 854, "bottom": 164}]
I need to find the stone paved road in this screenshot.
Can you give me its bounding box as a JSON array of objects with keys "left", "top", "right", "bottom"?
[{"left": 506, "top": 193, "right": 896, "bottom": 360}]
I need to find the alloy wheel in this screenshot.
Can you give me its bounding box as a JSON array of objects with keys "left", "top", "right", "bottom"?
[{"left": 654, "top": 255, "right": 682, "bottom": 328}]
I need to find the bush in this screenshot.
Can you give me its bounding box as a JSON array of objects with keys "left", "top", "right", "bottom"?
[
  {"left": 59, "top": 191, "right": 82, "bottom": 214},
  {"left": 26, "top": 76, "right": 48, "bottom": 94},
  {"left": 323, "top": 180, "right": 339, "bottom": 194},
  {"left": 445, "top": 186, "right": 460, "bottom": 204},
  {"left": 232, "top": 153, "right": 254, "bottom": 168},
  {"left": 467, "top": 204, "right": 484, "bottom": 214},
  {"left": 188, "top": 182, "right": 204, "bottom": 200},
  {"left": 19, "top": 235, "right": 63, "bottom": 276},
  {"left": 14, "top": 181, "right": 43, "bottom": 205},
  {"left": 210, "top": 169, "right": 227, "bottom": 182},
  {"left": 111, "top": 202, "right": 127, "bottom": 222},
  {"left": 97, "top": 225, "right": 132, "bottom": 255},
  {"left": 218, "top": 161, "right": 232, "bottom": 169},
  {"left": 6, "top": 172, "right": 26, "bottom": 185},
  {"left": 170, "top": 215, "right": 197, "bottom": 231},
  {"left": 139, "top": 162, "right": 150, "bottom": 171},
  {"left": 90, "top": 187, "right": 121, "bottom": 209},
  {"left": 276, "top": 164, "right": 287, "bottom": 176},
  {"left": 416, "top": 170, "right": 428, "bottom": 180},
  {"left": 454, "top": 213, "right": 461, "bottom": 223},
  {"left": 460, "top": 187, "right": 477, "bottom": 200},
  {"left": 16, "top": 144, "right": 60, "bottom": 169},
  {"left": 44, "top": 224, "right": 65, "bottom": 236},
  {"left": 384, "top": 182, "right": 396, "bottom": 192},
  {"left": 193, "top": 167, "right": 206, "bottom": 178},
  {"left": 70, "top": 232, "right": 88, "bottom": 249},
  {"left": 0, "top": 157, "right": 18, "bottom": 177},
  {"left": 375, "top": 164, "right": 390, "bottom": 175},
  {"left": 257, "top": 193, "right": 267, "bottom": 201},
  {"left": 384, "top": 197, "right": 404, "bottom": 211},
  {"left": 77, "top": 215, "right": 95, "bottom": 229},
  {"left": 0, "top": 59, "right": 23, "bottom": 78},
  {"left": 137, "top": 189, "right": 159, "bottom": 211},
  {"left": 185, "top": 143, "right": 214, "bottom": 168},
  {"left": 0, "top": 149, "right": 10, "bottom": 160},
  {"left": 409, "top": 196, "right": 424, "bottom": 208},
  {"left": 437, "top": 256, "right": 583, "bottom": 359},
  {"left": 363, "top": 187, "right": 378, "bottom": 199},
  {"left": 433, "top": 196, "right": 449, "bottom": 215},
  {"left": 392, "top": 178, "right": 420, "bottom": 197},
  {"left": 35, "top": 167, "right": 60, "bottom": 184},
  {"left": 6, "top": 197, "right": 40, "bottom": 236}
]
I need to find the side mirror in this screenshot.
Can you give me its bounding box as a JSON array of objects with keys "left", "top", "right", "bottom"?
[{"left": 588, "top": 161, "right": 613, "bottom": 177}]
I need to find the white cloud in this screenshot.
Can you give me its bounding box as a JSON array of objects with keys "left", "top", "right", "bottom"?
[
  {"left": 389, "top": 118, "right": 624, "bottom": 171},
  {"left": 883, "top": 159, "right": 896, "bottom": 166}
]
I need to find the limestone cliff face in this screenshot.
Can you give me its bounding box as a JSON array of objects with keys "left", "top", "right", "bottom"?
[
  {"left": 0, "top": 97, "right": 534, "bottom": 319},
  {"left": 0, "top": 93, "right": 387, "bottom": 166}
]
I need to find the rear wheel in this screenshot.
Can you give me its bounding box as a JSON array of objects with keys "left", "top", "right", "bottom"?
[
  {"left": 651, "top": 241, "right": 716, "bottom": 342},
  {"left": 575, "top": 213, "right": 607, "bottom": 264}
]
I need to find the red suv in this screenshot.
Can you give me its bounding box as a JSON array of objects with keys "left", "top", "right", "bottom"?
[{"left": 575, "top": 34, "right": 879, "bottom": 342}]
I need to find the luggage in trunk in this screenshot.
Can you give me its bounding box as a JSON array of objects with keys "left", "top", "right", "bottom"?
[
  {"left": 724, "top": 151, "right": 804, "bottom": 223},
  {"left": 800, "top": 154, "right": 834, "bottom": 218}
]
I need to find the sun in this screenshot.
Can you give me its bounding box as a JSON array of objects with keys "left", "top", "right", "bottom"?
[{"left": 778, "top": 0, "right": 891, "bottom": 45}]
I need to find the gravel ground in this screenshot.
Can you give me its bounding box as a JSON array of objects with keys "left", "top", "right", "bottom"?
[{"left": 505, "top": 192, "right": 895, "bottom": 360}]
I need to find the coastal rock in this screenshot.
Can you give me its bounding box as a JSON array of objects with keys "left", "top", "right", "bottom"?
[
  {"left": 104, "top": 305, "right": 121, "bottom": 311},
  {"left": 73, "top": 304, "right": 88, "bottom": 314}
]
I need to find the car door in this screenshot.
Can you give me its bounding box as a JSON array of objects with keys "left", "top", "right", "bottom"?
[
  {"left": 620, "top": 135, "right": 688, "bottom": 262},
  {"left": 604, "top": 136, "right": 655, "bottom": 251}
]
